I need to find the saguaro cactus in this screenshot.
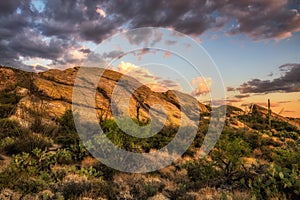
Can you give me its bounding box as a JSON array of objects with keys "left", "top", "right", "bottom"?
[{"left": 268, "top": 99, "right": 272, "bottom": 129}]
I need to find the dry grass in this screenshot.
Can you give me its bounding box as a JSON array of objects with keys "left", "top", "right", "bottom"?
[
  {"left": 81, "top": 156, "right": 99, "bottom": 168},
  {"left": 195, "top": 187, "right": 251, "bottom": 200}
]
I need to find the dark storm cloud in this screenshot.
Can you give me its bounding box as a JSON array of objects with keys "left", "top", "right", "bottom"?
[
  {"left": 159, "top": 79, "right": 180, "bottom": 88},
  {"left": 278, "top": 100, "right": 292, "bottom": 104},
  {"left": 0, "top": 1, "right": 22, "bottom": 16},
  {"left": 220, "top": 0, "right": 300, "bottom": 40},
  {"left": 227, "top": 87, "right": 236, "bottom": 92},
  {"left": 226, "top": 99, "right": 242, "bottom": 103},
  {"left": 35, "top": 65, "right": 49, "bottom": 72},
  {"left": 40, "top": 0, "right": 299, "bottom": 43},
  {"left": 237, "top": 64, "right": 300, "bottom": 93},
  {"left": 235, "top": 94, "right": 250, "bottom": 99},
  {"left": 104, "top": 0, "right": 300, "bottom": 40},
  {"left": 9, "top": 30, "right": 70, "bottom": 60},
  {"left": 102, "top": 50, "right": 124, "bottom": 59},
  {"left": 79, "top": 48, "right": 91, "bottom": 54},
  {"left": 0, "top": 0, "right": 300, "bottom": 69}
]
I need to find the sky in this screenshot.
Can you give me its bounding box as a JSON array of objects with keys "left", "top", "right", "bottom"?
[{"left": 0, "top": 0, "right": 299, "bottom": 117}]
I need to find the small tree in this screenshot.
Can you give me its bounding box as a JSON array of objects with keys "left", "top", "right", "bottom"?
[{"left": 210, "top": 136, "right": 250, "bottom": 184}]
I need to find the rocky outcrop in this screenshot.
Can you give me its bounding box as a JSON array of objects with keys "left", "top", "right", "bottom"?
[{"left": 0, "top": 66, "right": 209, "bottom": 128}]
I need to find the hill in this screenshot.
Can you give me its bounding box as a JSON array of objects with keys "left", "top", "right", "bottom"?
[
  {"left": 0, "top": 66, "right": 299, "bottom": 199},
  {"left": 0, "top": 66, "right": 209, "bottom": 128}
]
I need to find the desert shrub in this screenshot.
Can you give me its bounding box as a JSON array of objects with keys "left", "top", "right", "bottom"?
[
  {"left": 56, "top": 132, "right": 80, "bottom": 147},
  {"left": 13, "top": 178, "right": 46, "bottom": 194},
  {"left": 272, "top": 142, "right": 300, "bottom": 170},
  {"left": 55, "top": 148, "right": 73, "bottom": 165},
  {"left": 259, "top": 145, "right": 273, "bottom": 161},
  {"left": 100, "top": 118, "right": 179, "bottom": 152},
  {"left": 93, "top": 162, "right": 116, "bottom": 181},
  {"left": 58, "top": 110, "right": 77, "bottom": 133},
  {"left": 60, "top": 181, "right": 92, "bottom": 199},
  {"left": 0, "top": 149, "right": 55, "bottom": 193},
  {"left": 243, "top": 132, "right": 262, "bottom": 150},
  {"left": 184, "top": 159, "right": 219, "bottom": 189},
  {"left": 55, "top": 110, "right": 83, "bottom": 151},
  {"left": 14, "top": 149, "right": 55, "bottom": 173},
  {"left": 68, "top": 142, "right": 90, "bottom": 162},
  {"left": 271, "top": 120, "right": 298, "bottom": 132},
  {"left": 4, "top": 134, "right": 53, "bottom": 155},
  {"left": 0, "top": 119, "right": 53, "bottom": 155},
  {"left": 51, "top": 168, "right": 67, "bottom": 183},
  {"left": 131, "top": 181, "right": 162, "bottom": 199},
  {"left": 247, "top": 164, "right": 300, "bottom": 200},
  {"left": 0, "top": 118, "right": 29, "bottom": 139},
  {"left": 0, "top": 104, "right": 15, "bottom": 118},
  {"left": 209, "top": 136, "right": 251, "bottom": 185},
  {"left": 88, "top": 180, "right": 117, "bottom": 199},
  {"left": 76, "top": 166, "right": 102, "bottom": 178},
  {"left": 0, "top": 92, "right": 18, "bottom": 104},
  {"left": 0, "top": 136, "right": 14, "bottom": 153},
  {"left": 282, "top": 131, "right": 299, "bottom": 140},
  {"left": 30, "top": 116, "right": 58, "bottom": 136},
  {"left": 55, "top": 142, "right": 89, "bottom": 164}
]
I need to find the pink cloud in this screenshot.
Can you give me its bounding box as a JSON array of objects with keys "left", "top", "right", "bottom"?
[{"left": 191, "top": 77, "right": 211, "bottom": 96}]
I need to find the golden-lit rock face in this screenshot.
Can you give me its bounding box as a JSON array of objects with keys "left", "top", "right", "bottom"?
[
  {"left": 0, "top": 68, "right": 17, "bottom": 91},
  {"left": 0, "top": 66, "right": 209, "bottom": 127}
]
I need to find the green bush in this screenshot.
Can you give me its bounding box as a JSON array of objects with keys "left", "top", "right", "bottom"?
[
  {"left": 4, "top": 134, "right": 53, "bottom": 155},
  {"left": 0, "top": 92, "right": 19, "bottom": 104},
  {"left": 93, "top": 162, "right": 116, "bottom": 181},
  {"left": 76, "top": 166, "right": 102, "bottom": 178},
  {"left": 248, "top": 164, "right": 300, "bottom": 199},
  {"left": 100, "top": 119, "right": 178, "bottom": 152},
  {"left": 185, "top": 159, "right": 219, "bottom": 189},
  {"left": 272, "top": 142, "right": 300, "bottom": 170},
  {"left": 58, "top": 110, "right": 77, "bottom": 133},
  {"left": 60, "top": 181, "right": 92, "bottom": 199},
  {"left": 0, "top": 136, "right": 14, "bottom": 153},
  {"left": 0, "top": 149, "right": 55, "bottom": 193},
  {"left": 30, "top": 116, "right": 58, "bottom": 136},
  {"left": 0, "top": 103, "right": 15, "bottom": 118},
  {"left": 0, "top": 118, "right": 29, "bottom": 139},
  {"left": 210, "top": 136, "right": 250, "bottom": 181},
  {"left": 55, "top": 148, "right": 73, "bottom": 165},
  {"left": 68, "top": 142, "right": 90, "bottom": 162}
]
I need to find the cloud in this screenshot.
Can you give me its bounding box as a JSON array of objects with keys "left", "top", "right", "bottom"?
[
  {"left": 165, "top": 40, "right": 177, "bottom": 46},
  {"left": 227, "top": 87, "right": 236, "bottom": 92},
  {"left": 226, "top": 99, "right": 243, "bottom": 103},
  {"left": 102, "top": 50, "right": 124, "bottom": 59},
  {"left": 283, "top": 110, "right": 295, "bottom": 113},
  {"left": 204, "top": 99, "right": 242, "bottom": 106},
  {"left": 235, "top": 94, "right": 250, "bottom": 99},
  {"left": 0, "top": 1, "right": 23, "bottom": 16},
  {"left": 96, "top": 7, "right": 106, "bottom": 18},
  {"left": 191, "top": 77, "right": 212, "bottom": 96},
  {"left": 1, "top": 0, "right": 300, "bottom": 69},
  {"left": 163, "top": 51, "right": 172, "bottom": 58},
  {"left": 116, "top": 61, "right": 181, "bottom": 92},
  {"left": 36, "top": 0, "right": 300, "bottom": 43},
  {"left": 124, "top": 28, "right": 163, "bottom": 46},
  {"left": 237, "top": 63, "right": 300, "bottom": 93},
  {"left": 222, "top": 0, "right": 300, "bottom": 40},
  {"left": 79, "top": 48, "right": 91, "bottom": 54},
  {"left": 278, "top": 100, "right": 291, "bottom": 104}
]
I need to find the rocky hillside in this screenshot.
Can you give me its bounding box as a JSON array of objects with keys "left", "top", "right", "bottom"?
[
  {"left": 1, "top": 66, "right": 299, "bottom": 200},
  {"left": 0, "top": 66, "right": 209, "bottom": 128}
]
